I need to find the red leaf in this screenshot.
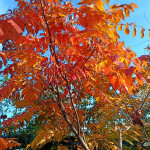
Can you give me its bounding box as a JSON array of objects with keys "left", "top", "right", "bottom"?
[
  {"left": 2, "top": 118, "right": 13, "bottom": 127},
  {"left": 125, "top": 66, "right": 134, "bottom": 76},
  {"left": 138, "top": 55, "right": 150, "bottom": 61},
  {"left": 7, "top": 20, "right": 23, "bottom": 34},
  {"left": 70, "top": 74, "right": 77, "bottom": 81},
  {"left": 0, "top": 28, "right": 4, "bottom": 37},
  {"left": 0, "top": 51, "right": 7, "bottom": 66},
  {"left": 114, "top": 61, "right": 126, "bottom": 70},
  {"left": 110, "top": 55, "right": 119, "bottom": 61},
  {"left": 0, "top": 61, "right": 2, "bottom": 69}
]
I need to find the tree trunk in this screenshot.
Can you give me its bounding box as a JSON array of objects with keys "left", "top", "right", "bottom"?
[
  {"left": 118, "top": 129, "right": 122, "bottom": 150},
  {"left": 59, "top": 101, "right": 90, "bottom": 150}
]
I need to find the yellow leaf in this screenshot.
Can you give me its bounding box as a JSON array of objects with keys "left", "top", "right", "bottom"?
[
  {"left": 124, "top": 27, "right": 130, "bottom": 35},
  {"left": 149, "top": 31, "right": 150, "bottom": 37},
  {"left": 125, "top": 139, "right": 134, "bottom": 146},
  {"left": 118, "top": 24, "right": 122, "bottom": 31},
  {"left": 95, "top": 0, "right": 105, "bottom": 11},
  {"left": 133, "top": 27, "right": 136, "bottom": 37},
  {"left": 108, "top": 29, "right": 115, "bottom": 38},
  {"left": 130, "top": 135, "right": 139, "bottom": 141},
  {"left": 133, "top": 131, "right": 140, "bottom": 136},
  {"left": 26, "top": 143, "right": 31, "bottom": 149},
  {"left": 99, "top": 61, "right": 105, "bottom": 68}
]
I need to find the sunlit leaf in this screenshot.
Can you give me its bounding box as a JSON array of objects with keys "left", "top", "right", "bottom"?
[
  {"left": 133, "top": 26, "right": 136, "bottom": 37},
  {"left": 118, "top": 24, "right": 122, "bottom": 31},
  {"left": 124, "top": 26, "right": 130, "bottom": 35},
  {"left": 95, "top": 0, "right": 105, "bottom": 11}
]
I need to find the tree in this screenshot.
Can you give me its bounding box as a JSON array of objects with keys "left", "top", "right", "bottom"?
[{"left": 0, "top": 0, "right": 149, "bottom": 149}]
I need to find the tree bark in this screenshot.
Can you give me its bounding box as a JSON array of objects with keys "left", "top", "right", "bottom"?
[
  {"left": 118, "top": 129, "right": 122, "bottom": 150},
  {"left": 58, "top": 101, "right": 90, "bottom": 150}
]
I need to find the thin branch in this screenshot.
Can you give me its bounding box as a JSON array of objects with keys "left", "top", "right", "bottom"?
[
  {"left": 41, "top": 0, "right": 81, "bottom": 138},
  {"left": 144, "top": 11, "right": 150, "bottom": 25},
  {"left": 40, "top": 1, "right": 90, "bottom": 149},
  {"left": 139, "top": 91, "right": 150, "bottom": 110}
]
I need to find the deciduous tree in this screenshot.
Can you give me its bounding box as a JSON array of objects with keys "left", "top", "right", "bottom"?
[{"left": 0, "top": 0, "right": 149, "bottom": 149}]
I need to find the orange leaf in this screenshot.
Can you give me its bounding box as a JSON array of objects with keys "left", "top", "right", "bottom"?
[
  {"left": 141, "top": 32, "right": 144, "bottom": 38},
  {"left": 109, "top": 75, "right": 119, "bottom": 90},
  {"left": 95, "top": 0, "right": 105, "bottom": 11},
  {"left": 118, "top": 24, "right": 122, "bottom": 31},
  {"left": 118, "top": 9, "right": 124, "bottom": 20},
  {"left": 135, "top": 65, "right": 141, "bottom": 72},
  {"left": 96, "top": 97, "right": 100, "bottom": 102},
  {"left": 124, "top": 26, "right": 130, "bottom": 35},
  {"left": 140, "top": 28, "right": 145, "bottom": 38},
  {"left": 124, "top": 7, "right": 130, "bottom": 18},
  {"left": 53, "top": 0, "right": 58, "bottom": 5},
  {"left": 0, "top": 137, "right": 7, "bottom": 150},
  {"left": 128, "top": 86, "right": 133, "bottom": 96},
  {"left": 132, "top": 3, "right": 138, "bottom": 8},
  {"left": 133, "top": 27, "right": 136, "bottom": 37},
  {"left": 104, "top": 66, "right": 111, "bottom": 75},
  {"left": 50, "top": 56, "right": 55, "bottom": 62},
  {"left": 105, "top": 0, "right": 109, "bottom": 4},
  {"left": 83, "top": 81, "right": 90, "bottom": 88},
  {"left": 129, "top": 5, "right": 134, "bottom": 12},
  {"left": 136, "top": 73, "right": 143, "bottom": 85}
]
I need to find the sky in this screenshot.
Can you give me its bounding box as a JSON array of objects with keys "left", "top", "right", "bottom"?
[{"left": 114, "top": 0, "right": 150, "bottom": 56}]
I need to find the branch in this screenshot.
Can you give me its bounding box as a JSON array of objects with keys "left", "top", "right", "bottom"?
[
  {"left": 40, "top": 1, "right": 90, "bottom": 149},
  {"left": 139, "top": 91, "right": 150, "bottom": 110},
  {"left": 56, "top": 85, "right": 90, "bottom": 150}
]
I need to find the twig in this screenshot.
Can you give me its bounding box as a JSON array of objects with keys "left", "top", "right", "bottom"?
[{"left": 139, "top": 91, "right": 150, "bottom": 110}]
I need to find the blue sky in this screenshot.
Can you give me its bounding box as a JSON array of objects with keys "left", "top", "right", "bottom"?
[
  {"left": 0, "top": 0, "right": 150, "bottom": 57},
  {"left": 115, "top": 0, "right": 150, "bottom": 56}
]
